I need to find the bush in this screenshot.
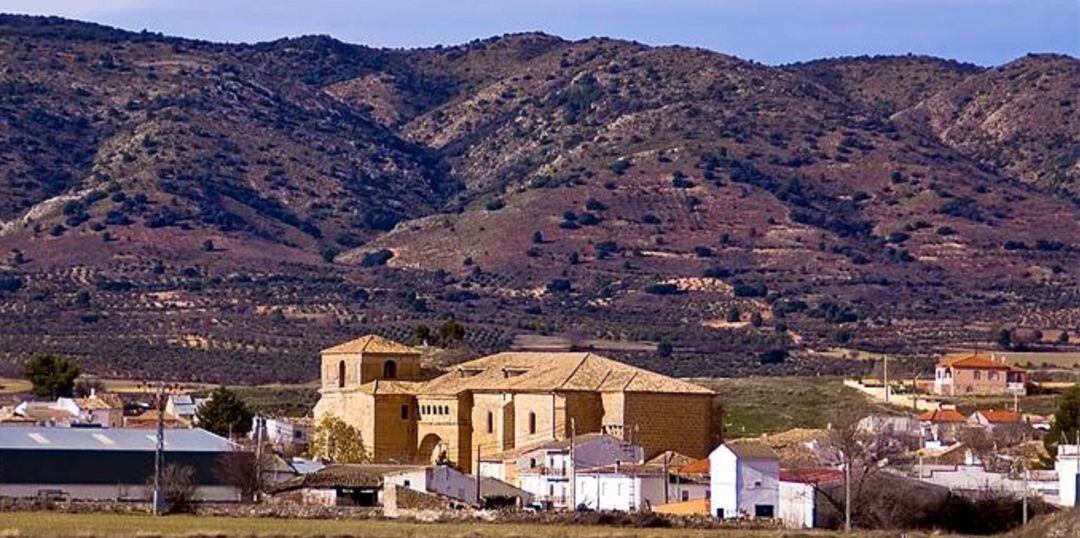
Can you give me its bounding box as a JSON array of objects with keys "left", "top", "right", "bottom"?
[
  {"left": 0, "top": 272, "right": 23, "bottom": 292},
  {"left": 693, "top": 246, "right": 714, "bottom": 258},
  {"left": 485, "top": 199, "right": 506, "bottom": 211},
  {"left": 585, "top": 198, "right": 607, "bottom": 211},
  {"left": 546, "top": 279, "right": 572, "bottom": 293},
  {"left": 644, "top": 283, "right": 680, "bottom": 295},
  {"left": 360, "top": 249, "right": 394, "bottom": 267},
  {"left": 732, "top": 279, "right": 767, "bottom": 297},
  {"left": 703, "top": 266, "right": 730, "bottom": 278},
  {"left": 609, "top": 158, "right": 631, "bottom": 175}
]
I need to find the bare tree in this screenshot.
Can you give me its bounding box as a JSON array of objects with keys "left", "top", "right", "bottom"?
[
  {"left": 147, "top": 463, "right": 197, "bottom": 513},
  {"left": 213, "top": 449, "right": 261, "bottom": 502}
]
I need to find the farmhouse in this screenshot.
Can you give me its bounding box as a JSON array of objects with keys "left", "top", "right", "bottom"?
[
  {"left": 933, "top": 353, "right": 1027, "bottom": 396},
  {"left": 314, "top": 335, "right": 717, "bottom": 473}
]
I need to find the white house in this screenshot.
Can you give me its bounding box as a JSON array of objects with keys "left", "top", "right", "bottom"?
[
  {"left": 383, "top": 465, "right": 532, "bottom": 506},
  {"left": 165, "top": 394, "right": 208, "bottom": 423},
  {"left": 56, "top": 391, "right": 124, "bottom": 428},
  {"left": 778, "top": 468, "right": 843, "bottom": 529},
  {"left": 251, "top": 416, "right": 312, "bottom": 451},
  {"left": 709, "top": 441, "right": 780, "bottom": 519},
  {"left": 1056, "top": 444, "right": 1079, "bottom": 507},
  {"left": 572, "top": 463, "right": 673, "bottom": 511},
  {"left": 507, "top": 433, "right": 643, "bottom": 509}
]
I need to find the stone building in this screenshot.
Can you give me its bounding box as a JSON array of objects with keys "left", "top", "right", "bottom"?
[{"left": 314, "top": 335, "right": 717, "bottom": 473}]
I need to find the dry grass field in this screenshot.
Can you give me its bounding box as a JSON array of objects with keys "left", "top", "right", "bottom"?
[{"left": 0, "top": 512, "right": 961, "bottom": 538}]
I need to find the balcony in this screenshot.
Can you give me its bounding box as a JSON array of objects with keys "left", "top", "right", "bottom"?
[{"left": 521, "top": 466, "right": 569, "bottom": 477}]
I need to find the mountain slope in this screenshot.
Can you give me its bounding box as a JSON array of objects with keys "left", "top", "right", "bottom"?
[{"left": 0, "top": 15, "right": 1077, "bottom": 383}]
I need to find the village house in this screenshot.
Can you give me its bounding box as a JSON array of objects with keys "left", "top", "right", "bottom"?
[
  {"left": 967, "top": 409, "right": 1023, "bottom": 431},
  {"left": 56, "top": 391, "right": 124, "bottom": 428},
  {"left": 165, "top": 394, "right": 209, "bottom": 423},
  {"left": 1056, "top": 444, "right": 1079, "bottom": 507},
  {"left": 778, "top": 467, "right": 843, "bottom": 529},
  {"left": 251, "top": 416, "right": 313, "bottom": 452},
  {"left": 917, "top": 407, "right": 968, "bottom": 445},
  {"left": 933, "top": 353, "right": 1027, "bottom": 396},
  {"left": 0, "top": 426, "right": 243, "bottom": 501},
  {"left": 709, "top": 440, "right": 780, "bottom": 520},
  {"left": 383, "top": 465, "right": 532, "bottom": 508},
  {"left": 483, "top": 432, "right": 644, "bottom": 508},
  {"left": 314, "top": 335, "right": 717, "bottom": 474},
  {"left": 573, "top": 462, "right": 709, "bottom": 512}
]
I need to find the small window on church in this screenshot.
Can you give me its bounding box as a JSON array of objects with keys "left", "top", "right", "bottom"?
[
  {"left": 383, "top": 360, "right": 397, "bottom": 379},
  {"left": 401, "top": 405, "right": 409, "bottom": 420},
  {"left": 487, "top": 411, "right": 494, "bottom": 433},
  {"left": 337, "top": 360, "right": 346, "bottom": 388},
  {"left": 528, "top": 412, "right": 537, "bottom": 434}
]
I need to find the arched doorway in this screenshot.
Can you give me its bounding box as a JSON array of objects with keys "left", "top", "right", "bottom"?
[
  {"left": 418, "top": 433, "right": 446, "bottom": 465},
  {"left": 383, "top": 360, "right": 397, "bottom": 379}
]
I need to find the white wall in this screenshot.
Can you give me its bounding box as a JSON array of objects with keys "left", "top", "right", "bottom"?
[
  {"left": 709, "top": 445, "right": 737, "bottom": 518},
  {"left": 573, "top": 473, "right": 666, "bottom": 512},
  {"left": 1055, "top": 445, "right": 1079, "bottom": 507},
  {"left": 710, "top": 445, "right": 779, "bottom": 519},
  {"left": 779, "top": 481, "right": 815, "bottom": 529}
]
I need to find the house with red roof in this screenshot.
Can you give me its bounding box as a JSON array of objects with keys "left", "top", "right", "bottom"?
[
  {"left": 917, "top": 407, "right": 968, "bottom": 444},
  {"left": 932, "top": 353, "right": 1027, "bottom": 396},
  {"left": 968, "top": 409, "right": 1023, "bottom": 431}
]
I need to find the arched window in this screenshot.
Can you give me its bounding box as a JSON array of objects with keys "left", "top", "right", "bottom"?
[
  {"left": 383, "top": 360, "right": 397, "bottom": 379},
  {"left": 529, "top": 458, "right": 537, "bottom": 469},
  {"left": 337, "top": 360, "right": 346, "bottom": 388},
  {"left": 528, "top": 412, "right": 537, "bottom": 434},
  {"left": 487, "top": 411, "right": 494, "bottom": 433}
]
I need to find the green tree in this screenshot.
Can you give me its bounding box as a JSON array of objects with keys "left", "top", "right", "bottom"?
[
  {"left": 996, "top": 328, "right": 1012, "bottom": 349},
  {"left": 24, "top": 354, "right": 80, "bottom": 399},
  {"left": 196, "top": 387, "right": 253, "bottom": 438},
  {"left": 726, "top": 307, "right": 741, "bottom": 323},
  {"left": 657, "top": 337, "right": 674, "bottom": 358},
  {"left": 438, "top": 317, "right": 465, "bottom": 347},
  {"left": 1046, "top": 384, "right": 1080, "bottom": 456},
  {"left": 750, "top": 312, "right": 764, "bottom": 327},
  {"left": 308, "top": 415, "right": 370, "bottom": 463},
  {"left": 412, "top": 324, "right": 433, "bottom": 346}
]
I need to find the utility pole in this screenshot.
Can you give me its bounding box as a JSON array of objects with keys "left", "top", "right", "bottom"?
[
  {"left": 475, "top": 444, "right": 481, "bottom": 507},
  {"left": 253, "top": 415, "right": 264, "bottom": 502},
  {"left": 844, "top": 451, "right": 851, "bottom": 533},
  {"left": 883, "top": 354, "right": 889, "bottom": 404},
  {"left": 1022, "top": 460, "right": 1028, "bottom": 526},
  {"left": 569, "top": 418, "right": 576, "bottom": 510},
  {"left": 662, "top": 452, "right": 669, "bottom": 504},
  {"left": 152, "top": 381, "right": 165, "bottom": 516}
]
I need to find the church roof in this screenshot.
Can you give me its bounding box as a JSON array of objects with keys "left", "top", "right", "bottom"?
[
  {"left": 357, "top": 380, "right": 424, "bottom": 395},
  {"left": 322, "top": 335, "right": 420, "bottom": 355},
  {"left": 417, "top": 352, "right": 712, "bottom": 396}
]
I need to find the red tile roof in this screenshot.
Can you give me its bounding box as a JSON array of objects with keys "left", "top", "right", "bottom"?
[
  {"left": 780, "top": 468, "right": 844, "bottom": 485},
  {"left": 917, "top": 408, "right": 967, "bottom": 423},
  {"left": 676, "top": 458, "right": 710, "bottom": 475},
  {"left": 975, "top": 409, "right": 1022, "bottom": 423},
  {"left": 938, "top": 354, "right": 1014, "bottom": 370}
]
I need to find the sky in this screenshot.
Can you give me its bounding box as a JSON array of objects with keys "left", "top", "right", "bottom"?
[{"left": 4, "top": 0, "right": 1078, "bottom": 66}]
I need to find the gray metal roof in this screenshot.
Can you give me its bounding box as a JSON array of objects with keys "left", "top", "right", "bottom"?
[{"left": 0, "top": 426, "right": 238, "bottom": 452}]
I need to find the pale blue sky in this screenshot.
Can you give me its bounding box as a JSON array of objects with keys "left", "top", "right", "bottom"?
[{"left": 5, "top": 0, "right": 1078, "bottom": 65}]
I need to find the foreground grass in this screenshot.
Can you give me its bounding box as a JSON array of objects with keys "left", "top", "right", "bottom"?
[
  {"left": 0, "top": 511, "right": 933, "bottom": 538},
  {"left": 701, "top": 377, "right": 900, "bottom": 438}
]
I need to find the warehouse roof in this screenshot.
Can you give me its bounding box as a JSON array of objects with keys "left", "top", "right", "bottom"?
[{"left": 0, "top": 426, "right": 237, "bottom": 452}]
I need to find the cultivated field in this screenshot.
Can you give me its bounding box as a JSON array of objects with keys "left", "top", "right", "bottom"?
[{"left": 0, "top": 512, "right": 954, "bottom": 538}]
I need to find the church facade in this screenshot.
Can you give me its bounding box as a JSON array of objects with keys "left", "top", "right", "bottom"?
[{"left": 313, "top": 335, "right": 717, "bottom": 473}]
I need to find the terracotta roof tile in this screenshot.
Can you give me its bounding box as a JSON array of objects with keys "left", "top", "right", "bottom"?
[
  {"left": 725, "top": 440, "right": 779, "bottom": 460},
  {"left": 654, "top": 498, "right": 709, "bottom": 515},
  {"left": 917, "top": 408, "right": 967, "bottom": 423},
  {"left": 939, "top": 354, "right": 1014, "bottom": 370},
  {"left": 676, "top": 458, "right": 710, "bottom": 475},
  {"left": 322, "top": 335, "right": 419, "bottom": 355},
  {"left": 418, "top": 352, "right": 712, "bottom": 396},
  {"left": 974, "top": 409, "right": 1022, "bottom": 423}
]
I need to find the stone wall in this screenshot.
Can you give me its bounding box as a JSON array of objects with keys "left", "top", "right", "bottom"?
[{"left": 622, "top": 393, "right": 714, "bottom": 459}]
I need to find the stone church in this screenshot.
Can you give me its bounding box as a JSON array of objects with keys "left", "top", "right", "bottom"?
[{"left": 313, "top": 335, "right": 717, "bottom": 473}]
